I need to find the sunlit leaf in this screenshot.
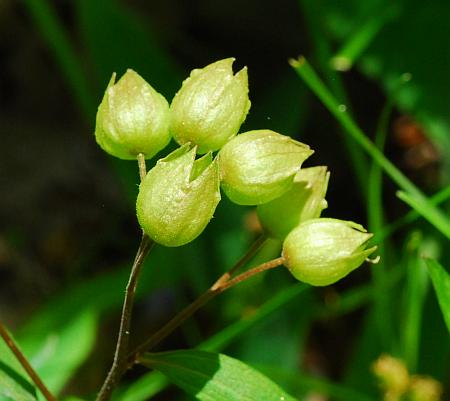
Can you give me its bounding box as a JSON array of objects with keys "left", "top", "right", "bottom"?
[{"left": 140, "top": 349, "right": 298, "bottom": 401}]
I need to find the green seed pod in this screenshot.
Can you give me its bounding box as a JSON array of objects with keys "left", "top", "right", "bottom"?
[
  {"left": 170, "top": 58, "right": 251, "bottom": 154},
  {"left": 218, "top": 130, "right": 313, "bottom": 205},
  {"left": 95, "top": 69, "right": 171, "bottom": 160},
  {"left": 282, "top": 218, "right": 376, "bottom": 286},
  {"left": 257, "top": 166, "right": 330, "bottom": 239},
  {"left": 136, "top": 145, "right": 220, "bottom": 247}
]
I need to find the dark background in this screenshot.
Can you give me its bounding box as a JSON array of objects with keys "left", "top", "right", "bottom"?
[{"left": 1, "top": 0, "right": 449, "bottom": 399}]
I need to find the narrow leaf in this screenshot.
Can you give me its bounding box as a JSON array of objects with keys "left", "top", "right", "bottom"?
[
  {"left": 402, "top": 234, "right": 429, "bottom": 371},
  {"left": 140, "top": 350, "right": 298, "bottom": 401},
  {"left": 0, "top": 330, "right": 37, "bottom": 401},
  {"left": 0, "top": 372, "right": 36, "bottom": 401},
  {"left": 396, "top": 189, "right": 450, "bottom": 239},
  {"left": 290, "top": 57, "right": 450, "bottom": 240},
  {"left": 330, "top": 5, "right": 399, "bottom": 71},
  {"left": 425, "top": 259, "right": 450, "bottom": 333}
]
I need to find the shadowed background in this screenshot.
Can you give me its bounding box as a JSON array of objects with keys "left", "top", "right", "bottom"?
[{"left": 0, "top": 0, "right": 449, "bottom": 399}]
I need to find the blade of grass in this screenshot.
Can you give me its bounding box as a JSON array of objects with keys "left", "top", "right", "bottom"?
[
  {"left": 200, "top": 284, "right": 308, "bottom": 352},
  {"left": 367, "top": 94, "right": 396, "bottom": 350},
  {"left": 396, "top": 189, "right": 450, "bottom": 237},
  {"left": 316, "top": 283, "right": 372, "bottom": 319},
  {"left": 402, "top": 233, "right": 429, "bottom": 372},
  {"left": 373, "top": 184, "right": 450, "bottom": 242},
  {"left": 330, "top": 5, "right": 400, "bottom": 71},
  {"left": 316, "top": 262, "right": 405, "bottom": 320},
  {"left": 23, "top": 0, "right": 95, "bottom": 119},
  {"left": 425, "top": 259, "right": 450, "bottom": 334},
  {"left": 300, "top": 0, "right": 369, "bottom": 197},
  {"left": 290, "top": 57, "right": 450, "bottom": 240}
]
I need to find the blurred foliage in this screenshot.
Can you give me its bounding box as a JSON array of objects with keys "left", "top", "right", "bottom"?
[{"left": 0, "top": 0, "right": 449, "bottom": 400}]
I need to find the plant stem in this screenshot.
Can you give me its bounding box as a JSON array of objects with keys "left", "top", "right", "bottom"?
[
  {"left": 96, "top": 235, "right": 154, "bottom": 401},
  {"left": 218, "top": 257, "right": 284, "bottom": 291},
  {"left": 126, "top": 256, "right": 285, "bottom": 367},
  {"left": 212, "top": 234, "right": 267, "bottom": 289},
  {"left": 98, "top": 233, "right": 268, "bottom": 400},
  {"left": 96, "top": 155, "right": 152, "bottom": 401},
  {"left": 137, "top": 153, "right": 147, "bottom": 182},
  {"left": 0, "top": 323, "right": 58, "bottom": 401}
]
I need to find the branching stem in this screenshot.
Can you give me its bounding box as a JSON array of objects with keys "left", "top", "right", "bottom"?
[
  {"left": 97, "top": 167, "right": 278, "bottom": 401},
  {"left": 125, "top": 255, "right": 285, "bottom": 368},
  {"left": 0, "top": 323, "right": 58, "bottom": 401}
]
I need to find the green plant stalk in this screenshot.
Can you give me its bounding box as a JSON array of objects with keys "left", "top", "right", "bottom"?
[
  {"left": 290, "top": 57, "right": 450, "bottom": 240},
  {"left": 396, "top": 189, "right": 450, "bottom": 231},
  {"left": 98, "top": 234, "right": 272, "bottom": 401},
  {"left": 300, "top": 0, "right": 368, "bottom": 197},
  {"left": 373, "top": 185, "right": 450, "bottom": 242},
  {"left": 402, "top": 237, "right": 428, "bottom": 371},
  {"left": 97, "top": 235, "right": 154, "bottom": 401},
  {"left": 316, "top": 260, "right": 405, "bottom": 320},
  {"left": 368, "top": 97, "right": 395, "bottom": 350},
  {"left": 425, "top": 259, "right": 450, "bottom": 333},
  {"left": 127, "top": 257, "right": 285, "bottom": 365},
  {"left": 0, "top": 323, "right": 58, "bottom": 401}
]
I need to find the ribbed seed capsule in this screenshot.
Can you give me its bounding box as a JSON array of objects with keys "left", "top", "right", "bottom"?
[
  {"left": 170, "top": 58, "right": 251, "bottom": 154},
  {"left": 136, "top": 145, "right": 220, "bottom": 247},
  {"left": 95, "top": 69, "right": 171, "bottom": 160},
  {"left": 282, "top": 218, "right": 377, "bottom": 286},
  {"left": 257, "top": 166, "right": 330, "bottom": 239},
  {"left": 218, "top": 130, "right": 313, "bottom": 205}
]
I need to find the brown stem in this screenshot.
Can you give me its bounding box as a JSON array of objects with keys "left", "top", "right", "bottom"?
[
  {"left": 97, "top": 234, "right": 269, "bottom": 400},
  {"left": 218, "top": 257, "right": 285, "bottom": 291},
  {"left": 125, "top": 256, "right": 285, "bottom": 368},
  {"left": 0, "top": 323, "right": 58, "bottom": 401},
  {"left": 96, "top": 155, "right": 152, "bottom": 401},
  {"left": 211, "top": 234, "right": 266, "bottom": 290},
  {"left": 96, "top": 236, "right": 154, "bottom": 401}
]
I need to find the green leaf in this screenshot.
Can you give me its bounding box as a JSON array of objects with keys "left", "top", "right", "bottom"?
[
  {"left": 140, "top": 350, "right": 298, "bottom": 401},
  {"left": 21, "top": 310, "right": 97, "bottom": 394},
  {"left": 0, "top": 331, "right": 37, "bottom": 401},
  {"left": 114, "top": 284, "right": 308, "bottom": 401},
  {"left": 300, "top": 0, "right": 369, "bottom": 196},
  {"left": 425, "top": 259, "right": 450, "bottom": 334}
]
